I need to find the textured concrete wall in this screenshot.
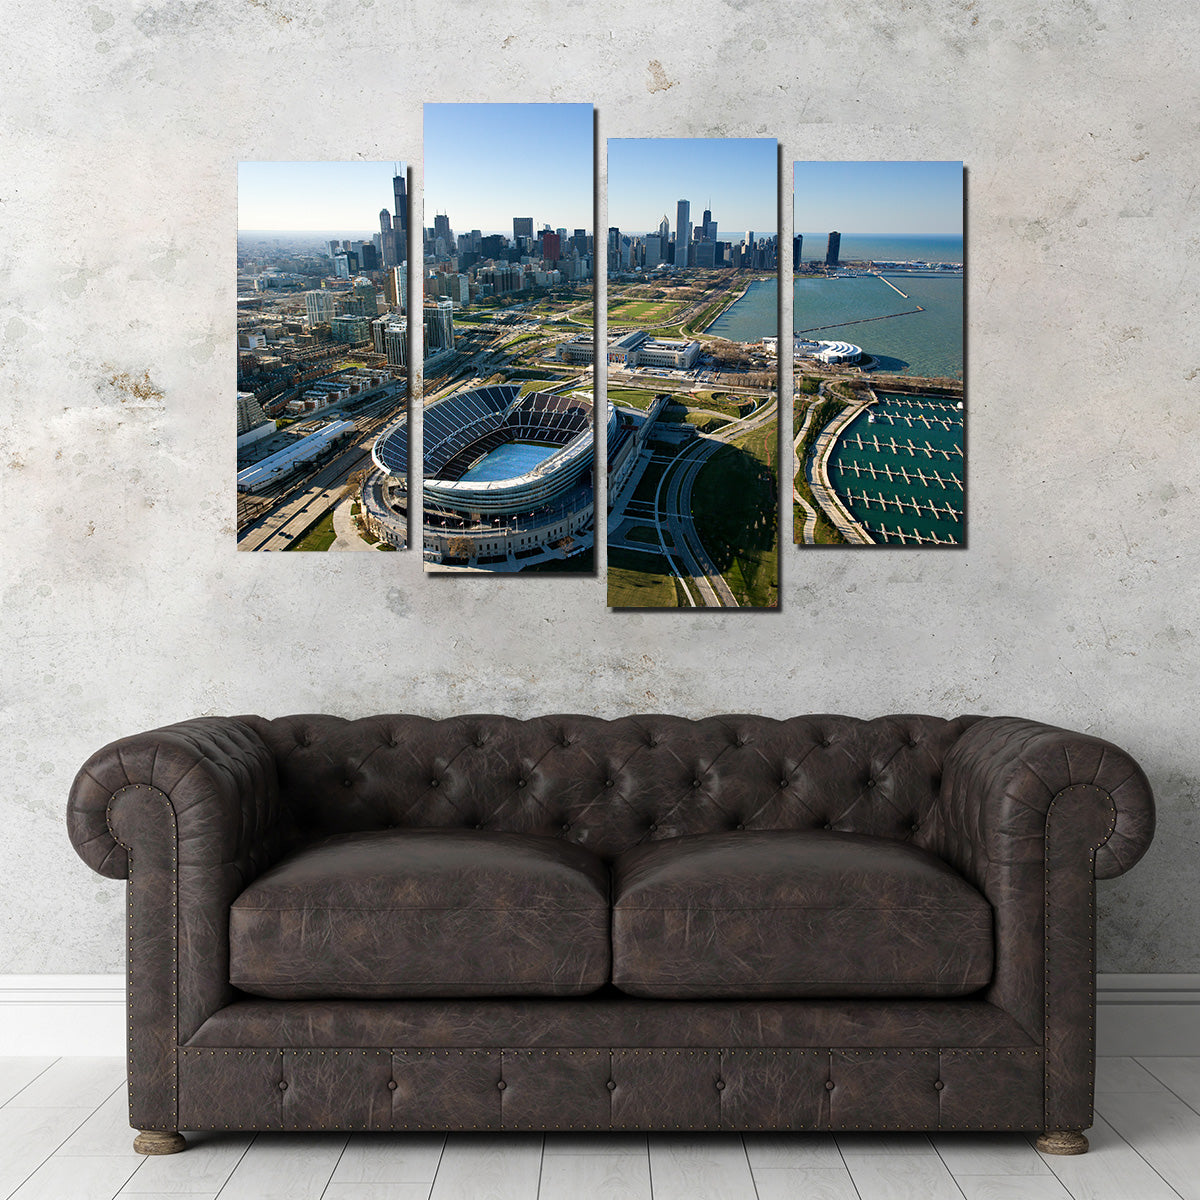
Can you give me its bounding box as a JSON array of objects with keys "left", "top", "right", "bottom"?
[{"left": 1, "top": 0, "right": 1196, "bottom": 975}]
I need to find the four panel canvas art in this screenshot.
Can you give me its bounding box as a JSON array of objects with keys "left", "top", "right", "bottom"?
[{"left": 236, "top": 116, "right": 964, "bottom": 603}]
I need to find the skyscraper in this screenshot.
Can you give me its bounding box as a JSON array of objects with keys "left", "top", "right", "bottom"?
[
  {"left": 658, "top": 214, "right": 670, "bottom": 245},
  {"left": 793, "top": 233, "right": 803, "bottom": 266},
  {"left": 380, "top": 210, "right": 396, "bottom": 269},
  {"left": 826, "top": 231, "right": 840, "bottom": 266},
  {"left": 675, "top": 200, "right": 690, "bottom": 268},
  {"left": 513, "top": 217, "right": 534, "bottom": 242},
  {"left": 433, "top": 213, "right": 453, "bottom": 256},
  {"left": 542, "top": 231, "right": 561, "bottom": 263},
  {"left": 392, "top": 172, "right": 408, "bottom": 263}
]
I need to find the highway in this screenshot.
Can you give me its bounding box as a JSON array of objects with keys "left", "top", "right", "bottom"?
[{"left": 647, "top": 393, "right": 779, "bottom": 608}]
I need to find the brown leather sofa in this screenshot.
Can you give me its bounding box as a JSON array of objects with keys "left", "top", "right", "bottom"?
[{"left": 66, "top": 713, "right": 1155, "bottom": 1156}]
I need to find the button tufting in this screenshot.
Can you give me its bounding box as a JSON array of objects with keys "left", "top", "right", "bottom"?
[
  {"left": 911, "top": 822, "right": 920, "bottom": 832},
  {"left": 934, "top": 1080, "right": 944, "bottom": 1091},
  {"left": 715, "top": 1080, "right": 726, "bottom": 1090},
  {"left": 342, "top": 779, "right": 354, "bottom": 788},
  {"left": 429, "top": 779, "right": 440, "bottom": 788},
  {"left": 825, "top": 1080, "right": 835, "bottom": 1091},
  {"left": 780, "top": 778, "right": 790, "bottom": 788},
  {"left": 605, "top": 779, "right": 615, "bottom": 788},
  {"left": 278, "top": 1081, "right": 288, "bottom": 1091},
  {"left": 866, "top": 778, "right": 876, "bottom": 788},
  {"left": 475, "top": 737, "right": 487, "bottom": 748},
  {"left": 692, "top": 779, "right": 702, "bottom": 789},
  {"left": 474, "top": 823, "right": 483, "bottom": 830},
  {"left": 496, "top": 1080, "right": 507, "bottom": 1091},
  {"left": 648, "top": 823, "right": 658, "bottom": 833},
  {"left": 561, "top": 822, "right": 571, "bottom": 832},
  {"left": 823, "top": 823, "right": 833, "bottom": 831},
  {"left": 387, "top": 1080, "right": 398, "bottom": 1091},
  {"left": 516, "top": 778, "right": 527, "bottom": 788},
  {"left": 735, "top": 823, "right": 745, "bottom": 831},
  {"left": 560, "top": 737, "right": 572, "bottom": 747},
  {"left": 908, "top": 737, "right": 919, "bottom": 748},
  {"left": 606, "top": 1080, "right": 616, "bottom": 1091}
]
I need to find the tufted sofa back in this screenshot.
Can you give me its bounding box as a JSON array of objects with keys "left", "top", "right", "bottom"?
[{"left": 242, "top": 713, "right": 982, "bottom": 861}]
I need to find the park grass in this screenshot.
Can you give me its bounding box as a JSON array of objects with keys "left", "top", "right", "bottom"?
[
  {"left": 606, "top": 547, "right": 684, "bottom": 608},
  {"left": 607, "top": 387, "right": 661, "bottom": 410},
  {"left": 625, "top": 524, "right": 674, "bottom": 548},
  {"left": 608, "top": 298, "right": 688, "bottom": 325},
  {"left": 691, "top": 421, "right": 779, "bottom": 608},
  {"left": 286, "top": 511, "right": 336, "bottom": 552},
  {"left": 792, "top": 395, "right": 849, "bottom": 545}
]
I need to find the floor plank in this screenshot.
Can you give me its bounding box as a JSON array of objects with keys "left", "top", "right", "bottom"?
[
  {"left": 648, "top": 1136, "right": 756, "bottom": 1200},
  {"left": 330, "top": 1135, "right": 445, "bottom": 1184},
  {"left": 56, "top": 1087, "right": 140, "bottom": 1158},
  {"left": 537, "top": 1153, "right": 651, "bottom": 1199},
  {"left": 932, "top": 1133, "right": 1051, "bottom": 1176},
  {"left": 743, "top": 1133, "right": 842, "bottom": 1168},
  {"left": 118, "top": 1131, "right": 253, "bottom": 1195},
  {"left": 5, "top": 1059, "right": 126, "bottom": 1112},
  {"left": 427, "top": 1136, "right": 543, "bottom": 1200},
  {"left": 213, "top": 1133, "right": 347, "bottom": 1200},
  {"left": 753, "top": 1165, "right": 860, "bottom": 1200},
  {"left": 542, "top": 1134, "right": 647, "bottom": 1157},
  {"left": 842, "top": 1154, "right": 965, "bottom": 1200},
  {"left": 1096, "top": 1057, "right": 1168, "bottom": 1094},
  {"left": 836, "top": 1133, "right": 938, "bottom": 1159},
  {"left": 955, "top": 1176, "right": 1072, "bottom": 1199},
  {"left": 1097, "top": 1089, "right": 1200, "bottom": 1200},
  {"left": 0, "top": 1106, "right": 94, "bottom": 1198},
  {"left": 8, "top": 1153, "right": 141, "bottom": 1200},
  {"left": 1034, "top": 1114, "right": 1181, "bottom": 1200},
  {"left": 0, "top": 1060, "right": 56, "bottom": 1108},
  {"left": 323, "top": 1185, "right": 432, "bottom": 1200},
  {"left": 1138, "top": 1058, "right": 1200, "bottom": 1112}
]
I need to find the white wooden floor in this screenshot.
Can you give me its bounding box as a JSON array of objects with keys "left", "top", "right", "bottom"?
[{"left": 2, "top": 1056, "right": 1199, "bottom": 1199}]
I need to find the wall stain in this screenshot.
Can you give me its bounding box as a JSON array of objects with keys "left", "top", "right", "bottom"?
[{"left": 646, "top": 59, "right": 676, "bottom": 93}]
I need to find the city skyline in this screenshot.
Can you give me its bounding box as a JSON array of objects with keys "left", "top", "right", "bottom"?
[
  {"left": 424, "top": 103, "right": 593, "bottom": 233},
  {"left": 607, "top": 138, "right": 777, "bottom": 235},
  {"left": 793, "top": 161, "right": 964, "bottom": 236},
  {"left": 238, "top": 162, "right": 404, "bottom": 233}
]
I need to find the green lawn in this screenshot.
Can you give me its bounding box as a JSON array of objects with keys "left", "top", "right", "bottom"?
[
  {"left": 285, "top": 511, "right": 336, "bottom": 552},
  {"left": 691, "top": 422, "right": 779, "bottom": 608},
  {"left": 606, "top": 547, "right": 685, "bottom": 608},
  {"left": 608, "top": 299, "right": 688, "bottom": 325},
  {"left": 793, "top": 395, "right": 848, "bottom": 545},
  {"left": 625, "top": 524, "right": 674, "bottom": 548},
  {"left": 608, "top": 387, "right": 662, "bottom": 410}
]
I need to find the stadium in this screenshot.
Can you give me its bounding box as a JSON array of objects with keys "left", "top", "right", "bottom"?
[{"left": 372, "top": 383, "right": 627, "bottom": 567}]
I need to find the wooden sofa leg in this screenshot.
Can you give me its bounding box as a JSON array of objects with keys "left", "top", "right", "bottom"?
[
  {"left": 1036, "top": 1130, "right": 1089, "bottom": 1155},
  {"left": 133, "top": 1130, "right": 187, "bottom": 1155}
]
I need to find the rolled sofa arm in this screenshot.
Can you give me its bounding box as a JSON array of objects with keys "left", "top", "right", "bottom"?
[
  {"left": 66, "top": 717, "right": 285, "bottom": 1134},
  {"left": 68, "top": 716, "right": 284, "bottom": 881},
  {"left": 936, "top": 716, "right": 1155, "bottom": 884},
  {"left": 935, "top": 716, "right": 1155, "bottom": 1134}
]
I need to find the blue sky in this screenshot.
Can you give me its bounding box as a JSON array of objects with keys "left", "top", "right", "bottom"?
[
  {"left": 238, "top": 162, "right": 403, "bottom": 232},
  {"left": 793, "top": 161, "right": 963, "bottom": 235},
  {"left": 607, "top": 138, "right": 777, "bottom": 235},
  {"left": 424, "top": 103, "right": 593, "bottom": 234}
]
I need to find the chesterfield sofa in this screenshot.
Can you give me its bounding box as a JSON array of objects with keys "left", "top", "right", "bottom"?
[{"left": 66, "top": 713, "right": 1154, "bottom": 1156}]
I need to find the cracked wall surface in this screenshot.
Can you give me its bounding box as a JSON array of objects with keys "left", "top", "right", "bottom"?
[{"left": 0, "top": 0, "right": 1197, "bottom": 974}]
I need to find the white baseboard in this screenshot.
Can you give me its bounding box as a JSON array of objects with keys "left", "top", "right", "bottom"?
[
  {"left": 0, "top": 976, "right": 125, "bottom": 1056},
  {"left": 1097, "top": 974, "right": 1200, "bottom": 1056},
  {"left": 2, "top": 975, "right": 1198, "bottom": 1058}
]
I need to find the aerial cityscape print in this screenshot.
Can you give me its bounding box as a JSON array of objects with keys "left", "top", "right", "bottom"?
[
  {"left": 605, "top": 138, "right": 780, "bottom": 609},
  {"left": 412, "top": 102, "right": 597, "bottom": 574},
  {"left": 236, "top": 161, "right": 410, "bottom": 551},
  {"left": 791, "top": 161, "right": 965, "bottom": 547}
]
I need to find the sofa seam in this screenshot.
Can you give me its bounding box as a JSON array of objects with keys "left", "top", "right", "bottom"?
[
  {"left": 107, "top": 783, "right": 179, "bottom": 1135},
  {"left": 1043, "top": 781, "right": 1116, "bottom": 1133}
]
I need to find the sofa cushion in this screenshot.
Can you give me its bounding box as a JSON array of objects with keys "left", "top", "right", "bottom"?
[
  {"left": 611, "top": 830, "right": 993, "bottom": 999},
  {"left": 229, "top": 829, "right": 611, "bottom": 999}
]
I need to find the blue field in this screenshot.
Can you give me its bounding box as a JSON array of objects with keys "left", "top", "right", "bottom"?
[{"left": 459, "top": 442, "right": 560, "bottom": 483}]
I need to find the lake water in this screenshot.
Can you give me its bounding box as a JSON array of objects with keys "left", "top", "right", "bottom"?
[{"left": 705, "top": 272, "right": 963, "bottom": 379}]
